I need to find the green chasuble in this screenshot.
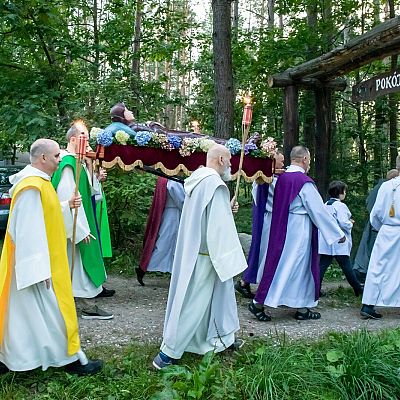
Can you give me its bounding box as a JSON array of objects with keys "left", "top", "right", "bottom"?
[
  {"left": 52, "top": 154, "right": 106, "bottom": 287},
  {"left": 96, "top": 187, "right": 113, "bottom": 258}
]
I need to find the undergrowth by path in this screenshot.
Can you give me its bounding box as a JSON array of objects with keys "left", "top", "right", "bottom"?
[{"left": 2, "top": 328, "right": 400, "bottom": 399}]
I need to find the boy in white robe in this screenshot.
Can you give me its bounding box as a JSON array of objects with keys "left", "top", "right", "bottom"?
[
  {"left": 153, "top": 144, "right": 247, "bottom": 369},
  {"left": 0, "top": 139, "right": 102, "bottom": 375},
  {"left": 318, "top": 180, "right": 362, "bottom": 296},
  {"left": 361, "top": 174, "right": 400, "bottom": 319}
]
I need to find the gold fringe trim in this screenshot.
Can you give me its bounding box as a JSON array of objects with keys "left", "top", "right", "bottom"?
[{"left": 102, "top": 157, "right": 273, "bottom": 183}]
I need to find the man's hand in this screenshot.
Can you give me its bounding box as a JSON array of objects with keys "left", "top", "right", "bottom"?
[
  {"left": 230, "top": 196, "right": 239, "bottom": 214},
  {"left": 97, "top": 167, "right": 107, "bottom": 182},
  {"left": 82, "top": 235, "right": 91, "bottom": 244},
  {"left": 69, "top": 194, "right": 82, "bottom": 209},
  {"left": 338, "top": 236, "right": 346, "bottom": 243}
]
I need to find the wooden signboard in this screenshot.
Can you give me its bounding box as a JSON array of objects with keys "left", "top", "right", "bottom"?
[{"left": 352, "top": 69, "right": 400, "bottom": 102}]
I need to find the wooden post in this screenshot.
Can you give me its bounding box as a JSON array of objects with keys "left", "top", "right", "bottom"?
[
  {"left": 315, "top": 87, "right": 332, "bottom": 199},
  {"left": 283, "top": 85, "right": 299, "bottom": 163}
]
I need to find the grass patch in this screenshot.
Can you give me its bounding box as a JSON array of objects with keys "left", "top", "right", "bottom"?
[{"left": 3, "top": 329, "right": 400, "bottom": 399}]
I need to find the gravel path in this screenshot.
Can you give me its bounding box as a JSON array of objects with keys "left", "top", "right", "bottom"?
[{"left": 78, "top": 275, "right": 400, "bottom": 348}]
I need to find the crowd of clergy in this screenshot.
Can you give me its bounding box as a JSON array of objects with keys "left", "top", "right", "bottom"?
[{"left": 1, "top": 102, "right": 400, "bottom": 375}]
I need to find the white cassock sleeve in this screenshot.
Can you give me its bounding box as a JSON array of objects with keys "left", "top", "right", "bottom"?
[
  {"left": 336, "top": 203, "right": 353, "bottom": 233},
  {"left": 251, "top": 182, "right": 258, "bottom": 205},
  {"left": 167, "top": 181, "right": 185, "bottom": 210},
  {"left": 300, "top": 183, "right": 344, "bottom": 245},
  {"left": 56, "top": 166, "right": 90, "bottom": 243},
  {"left": 9, "top": 189, "right": 51, "bottom": 290},
  {"left": 369, "top": 185, "right": 386, "bottom": 231},
  {"left": 92, "top": 174, "right": 103, "bottom": 202},
  {"left": 207, "top": 186, "right": 247, "bottom": 282}
]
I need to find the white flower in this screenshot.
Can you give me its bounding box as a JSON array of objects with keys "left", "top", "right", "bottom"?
[
  {"left": 199, "top": 138, "right": 215, "bottom": 152},
  {"left": 115, "top": 130, "right": 130, "bottom": 145}
]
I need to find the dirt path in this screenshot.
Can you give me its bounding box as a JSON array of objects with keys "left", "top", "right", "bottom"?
[{"left": 78, "top": 275, "right": 400, "bottom": 348}]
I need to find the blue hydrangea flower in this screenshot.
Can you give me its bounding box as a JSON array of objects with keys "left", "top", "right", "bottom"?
[
  {"left": 97, "top": 130, "right": 114, "bottom": 147},
  {"left": 168, "top": 135, "right": 182, "bottom": 149},
  {"left": 244, "top": 142, "right": 258, "bottom": 155},
  {"left": 225, "top": 138, "right": 242, "bottom": 155},
  {"left": 135, "top": 131, "right": 153, "bottom": 146}
]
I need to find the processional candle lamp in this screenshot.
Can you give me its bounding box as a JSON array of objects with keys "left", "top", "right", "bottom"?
[
  {"left": 234, "top": 94, "right": 253, "bottom": 199},
  {"left": 71, "top": 133, "right": 88, "bottom": 279}
]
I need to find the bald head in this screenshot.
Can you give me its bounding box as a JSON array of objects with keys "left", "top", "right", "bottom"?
[
  {"left": 30, "top": 139, "right": 61, "bottom": 176},
  {"left": 66, "top": 119, "right": 88, "bottom": 142},
  {"left": 290, "top": 146, "right": 309, "bottom": 160},
  {"left": 386, "top": 169, "right": 399, "bottom": 180},
  {"left": 30, "top": 139, "right": 58, "bottom": 163},
  {"left": 206, "top": 144, "right": 232, "bottom": 180},
  {"left": 207, "top": 143, "right": 231, "bottom": 163},
  {"left": 290, "top": 145, "right": 311, "bottom": 173}
]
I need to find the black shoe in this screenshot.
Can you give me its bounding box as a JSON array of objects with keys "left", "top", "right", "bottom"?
[
  {"left": 65, "top": 359, "right": 103, "bottom": 375},
  {"left": 0, "top": 362, "right": 9, "bottom": 374},
  {"left": 135, "top": 267, "right": 145, "bottom": 286},
  {"left": 360, "top": 305, "right": 382, "bottom": 319},
  {"left": 248, "top": 302, "right": 271, "bottom": 321},
  {"left": 95, "top": 286, "right": 116, "bottom": 298},
  {"left": 228, "top": 338, "right": 245, "bottom": 350},
  {"left": 294, "top": 308, "right": 321, "bottom": 320},
  {"left": 235, "top": 280, "right": 254, "bottom": 299}
]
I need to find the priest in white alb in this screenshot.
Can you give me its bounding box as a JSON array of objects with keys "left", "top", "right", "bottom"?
[
  {"left": 0, "top": 139, "right": 102, "bottom": 375},
  {"left": 153, "top": 144, "right": 247, "bottom": 369},
  {"left": 250, "top": 146, "right": 345, "bottom": 321},
  {"left": 360, "top": 174, "right": 400, "bottom": 319}
]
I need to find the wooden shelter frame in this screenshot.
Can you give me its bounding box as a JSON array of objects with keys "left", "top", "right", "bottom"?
[{"left": 268, "top": 16, "right": 400, "bottom": 195}]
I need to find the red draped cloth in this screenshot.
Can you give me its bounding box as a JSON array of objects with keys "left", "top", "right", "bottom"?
[{"left": 138, "top": 177, "right": 168, "bottom": 272}]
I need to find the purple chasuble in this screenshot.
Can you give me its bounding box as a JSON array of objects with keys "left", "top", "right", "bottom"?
[
  {"left": 243, "top": 184, "right": 269, "bottom": 283},
  {"left": 254, "top": 172, "right": 320, "bottom": 304}
]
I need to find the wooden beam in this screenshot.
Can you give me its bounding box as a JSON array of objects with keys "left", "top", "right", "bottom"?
[
  {"left": 270, "top": 16, "right": 400, "bottom": 83},
  {"left": 283, "top": 86, "right": 299, "bottom": 162},
  {"left": 268, "top": 76, "right": 347, "bottom": 90}
]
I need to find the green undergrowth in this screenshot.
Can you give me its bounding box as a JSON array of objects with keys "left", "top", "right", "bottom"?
[{"left": 2, "top": 329, "right": 400, "bottom": 399}]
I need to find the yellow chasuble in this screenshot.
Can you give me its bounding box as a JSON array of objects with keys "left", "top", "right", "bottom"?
[{"left": 0, "top": 176, "right": 80, "bottom": 356}]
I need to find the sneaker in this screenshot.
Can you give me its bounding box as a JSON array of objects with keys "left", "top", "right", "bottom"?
[
  {"left": 95, "top": 286, "right": 116, "bottom": 298},
  {"left": 152, "top": 352, "right": 177, "bottom": 370},
  {"left": 228, "top": 338, "right": 245, "bottom": 351},
  {"left": 81, "top": 305, "right": 114, "bottom": 320},
  {"left": 65, "top": 359, "right": 103, "bottom": 375},
  {"left": 234, "top": 280, "right": 254, "bottom": 299},
  {"left": 360, "top": 305, "right": 382, "bottom": 319}
]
